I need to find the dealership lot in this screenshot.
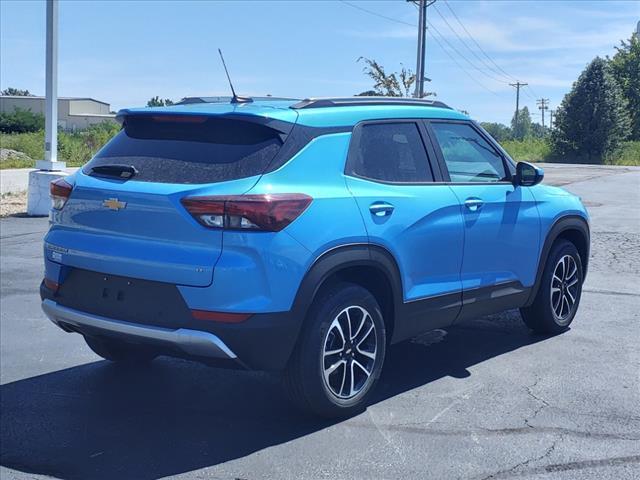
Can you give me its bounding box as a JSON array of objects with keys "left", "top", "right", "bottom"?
[{"left": 1, "top": 164, "right": 639, "bottom": 479}]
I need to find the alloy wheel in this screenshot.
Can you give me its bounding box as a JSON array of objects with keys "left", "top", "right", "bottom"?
[
  {"left": 550, "top": 254, "right": 579, "bottom": 324},
  {"left": 322, "top": 305, "right": 377, "bottom": 399}
]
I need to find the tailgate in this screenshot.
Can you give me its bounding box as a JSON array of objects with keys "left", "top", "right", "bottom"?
[{"left": 46, "top": 175, "right": 260, "bottom": 287}]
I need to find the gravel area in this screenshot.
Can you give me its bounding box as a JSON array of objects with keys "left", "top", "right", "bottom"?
[{"left": 0, "top": 191, "right": 27, "bottom": 218}]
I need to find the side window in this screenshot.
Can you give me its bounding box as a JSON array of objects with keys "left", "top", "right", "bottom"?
[
  {"left": 349, "top": 122, "right": 434, "bottom": 183},
  {"left": 431, "top": 122, "right": 507, "bottom": 183}
]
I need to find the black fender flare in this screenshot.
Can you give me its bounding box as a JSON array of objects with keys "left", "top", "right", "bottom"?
[
  {"left": 526, "top": 215, "right": 590, "bottom": 306},
  {"left": 287, "top": 243, "right": 404, "bottom": 342}
]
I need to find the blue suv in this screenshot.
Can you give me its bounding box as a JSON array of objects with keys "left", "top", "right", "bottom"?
[{"left": 41, "top": 97, "right": 590, "bottom": 417}]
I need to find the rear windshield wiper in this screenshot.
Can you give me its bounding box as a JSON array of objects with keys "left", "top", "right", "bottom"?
[{"left": 89, "top": 164, "right": 138, "bottom": 179}]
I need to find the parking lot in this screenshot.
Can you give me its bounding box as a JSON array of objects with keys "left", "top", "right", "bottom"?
[{"left": 1, "top": 164, "right": 639, "bottom": 480}]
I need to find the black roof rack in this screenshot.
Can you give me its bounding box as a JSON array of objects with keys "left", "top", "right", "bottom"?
[{"left": 291, "top": 97, "right": 451, "bottom": 110}]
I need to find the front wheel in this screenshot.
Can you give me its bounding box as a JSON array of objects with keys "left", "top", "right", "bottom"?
[
  {"left": 284, "top": 283, "right": 386, "bottom": 418},
  {"left": 521, "top": 239, "right": 584, "bottom": 334}
]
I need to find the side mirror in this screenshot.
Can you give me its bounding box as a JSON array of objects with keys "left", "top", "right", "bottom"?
[{"left": 514, "top": 162, "right": 544, "bottom": 187}]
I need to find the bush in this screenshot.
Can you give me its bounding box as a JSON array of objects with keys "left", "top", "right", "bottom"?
[
  {"left": 501, "top": 138, "right": 552, "bottom": 162},
  {"left": 0, "top": 108, "right": 45, "bottom": 133},
  {"left": 605, "top": 141, "right": 640, "bottom": 166}
]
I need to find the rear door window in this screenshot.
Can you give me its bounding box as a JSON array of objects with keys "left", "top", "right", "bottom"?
[
  {"left": 83, "top": 116, "right": 286, "bottom": 184},
  {"left": 430, "top": 122, "right": 508, "bottom": 183},
  {"left": 347, "top": 122, "right": 434, "bottom": 183}
]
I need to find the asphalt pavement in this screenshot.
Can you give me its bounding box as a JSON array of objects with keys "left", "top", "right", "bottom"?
[{"left": 1, "top": 164, "right": 639, "bottom": 480}]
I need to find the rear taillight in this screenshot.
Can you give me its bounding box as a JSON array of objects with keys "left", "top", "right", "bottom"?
[
  {"left": 181, "top": 194, "right": 312, "bottom": 232},
  {"left": 50, "top": 178, "right": 73, "bottom": 210}
]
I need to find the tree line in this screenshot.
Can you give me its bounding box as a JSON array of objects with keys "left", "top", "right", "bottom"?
[
  {"left": 356, "top": 30, "right": 638, "bottom": 164},
  {"left": 479, "top": 32, "right": 639, "bottom": 163}
]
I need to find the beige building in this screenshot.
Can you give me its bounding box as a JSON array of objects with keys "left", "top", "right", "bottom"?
[{"left": 0, "top": 95, "right": 116, "bottom": 131}]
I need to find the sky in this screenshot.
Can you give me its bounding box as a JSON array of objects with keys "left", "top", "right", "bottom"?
[{"left": 1, "top": 0, "right": 638, "bottom": 125}]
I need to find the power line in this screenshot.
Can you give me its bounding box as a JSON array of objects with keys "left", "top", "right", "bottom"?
[
  {"left": 525, "top": 84, "right": 540, "bottom": 100},
  {"left": 441, "top": 0, "right": 519, "bottom": 82},
  {"left": 426, "top": 19, "right": 505, "bottom": 92},
  {"left": 426, "top": 25, "right": 500, "bottom": 95},
  {"left": 522, "top": 87, "right": 537, "bottom": 102},
  {"left": 339, "top": 1, "right": 415, "bottom": 27},
  {"left": 432, "top": 3, "right": 512, "bottom": 84},
  {"left": 341, "top": 0, "right": 500, "bottom": 96}
]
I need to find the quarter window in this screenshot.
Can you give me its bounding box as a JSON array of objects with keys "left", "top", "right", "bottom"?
[
  {"left": 431, "top": 123, "right": 507, "bottom": 183},
  {"left": 349, "top": 122, "right": 433, "bottom": 183}
]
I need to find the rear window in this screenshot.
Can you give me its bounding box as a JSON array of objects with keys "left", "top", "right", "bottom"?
[
  {"left": 347, "top": 122, "right": 434, "bottom": 183},
  {"left": 83, "top": 116, "right": 285, "bottom": 184}
]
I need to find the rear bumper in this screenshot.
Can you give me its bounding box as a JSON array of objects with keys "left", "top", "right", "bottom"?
[
  {"left": 40, "top": 277, "right": 303, "bottom": 371},
  {"left": 41, "top": 299, "right": 240, "bottom": 362}
]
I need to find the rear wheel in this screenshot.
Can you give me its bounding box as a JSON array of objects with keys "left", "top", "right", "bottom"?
[
  {"left": 521, "top": 239, "right": 583, "bottom": 334},
  {"left": 284, "top": 283, "right": 386, "bottom": 418},
  {"left": 84, "top": 336, "right": 157, "bottom": 364}
]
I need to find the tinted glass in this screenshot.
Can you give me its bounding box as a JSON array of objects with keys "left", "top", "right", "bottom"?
[
  {"left": 349, "top": 122, "right": 433, "bottom": 183},
  {"left": 431, "top": 123, "right": 507, "bottom": 183},
  {"left": 83, "top": 116, "right": 284, "bottom": 184}
]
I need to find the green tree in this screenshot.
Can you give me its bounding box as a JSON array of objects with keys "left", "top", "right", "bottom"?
[
  {"left": 480, "top": 122, "right": 512, "bottom": 142},
  {"left": 510, "top": 106, "right": 532, "bottom": 140},
  {"left": 529, "top": 122, "right": 548, "bottom": 139},
  {"left": 552, "top": 57, "right": 631, "bottom": 163},
  {"left": 146, "top": 96, "right": 175, "bottom": 107},
  {"left": 1, "top": 87, "right": 33, "bottom": 96},
  {"left": 609, "top": 32, "right": 640, "bottom": 139},
  {"left": 357, "top": 58, "right": 435, "bottom": 98}
]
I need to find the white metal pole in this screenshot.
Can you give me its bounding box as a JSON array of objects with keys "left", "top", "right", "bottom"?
[
  {"left": 44, "top": 0, "right": 58, "bottom": 167},
  {"left": 28, "top": 0, "right": 66, "bottom": 215}
]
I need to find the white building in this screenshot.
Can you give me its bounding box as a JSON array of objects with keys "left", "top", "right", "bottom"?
[{"left": 0, "top": 95, "right": 115, "bottom": 131}]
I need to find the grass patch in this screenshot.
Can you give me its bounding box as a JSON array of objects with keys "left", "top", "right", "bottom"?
[{"left": 0, "top": 131, "right": 43, "bottom": 165}]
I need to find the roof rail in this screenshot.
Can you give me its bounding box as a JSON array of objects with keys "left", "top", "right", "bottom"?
[
  {"left": 175, "top": 96, "right": 299, "bottom": 105},
  {"left": 291, "top": 97, "right": 451, "bottom": 110}
]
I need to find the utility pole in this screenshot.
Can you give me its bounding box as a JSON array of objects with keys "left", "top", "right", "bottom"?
[
  {"left": 509, "top": 82, "right": 527, "bottom": 132},
  {"left": 409, "top": 0, "right": 436, "bottom": 98},
  {"left": 537, "top": 98, "right": 549, "bottom": 128}
]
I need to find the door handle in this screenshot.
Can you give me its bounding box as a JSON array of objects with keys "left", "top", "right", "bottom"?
[
  {"left": 464, "top": 198, "right": 484, "bottom": 212},
  {"left": 369, "top": 202, "right": 395, "bottom": 217}
]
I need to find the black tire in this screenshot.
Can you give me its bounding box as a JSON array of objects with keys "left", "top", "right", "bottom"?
[
  {"left": 284, "top": 282, "right": 386, "bottom": 418},
  {"left": 84, "top": 336, "right": 157, "bottom": 364},
  {"left": 520, "top": 239, "right": 584, "bottom": 334}
]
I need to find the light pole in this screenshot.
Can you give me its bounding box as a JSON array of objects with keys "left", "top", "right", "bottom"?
[
  {"left": 41, "top": 0, "right": 60, "bottom": 169},
  {"left": 27, "top": 0, "right": 68, "bottom": 216}
]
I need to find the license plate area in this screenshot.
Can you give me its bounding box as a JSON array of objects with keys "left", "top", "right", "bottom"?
[{"left": 55, "top": 268, "right": 191, "bottom": 329}]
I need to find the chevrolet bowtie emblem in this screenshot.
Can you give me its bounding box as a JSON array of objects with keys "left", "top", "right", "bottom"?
[{"left": 103, "top": 198, "right": 127, "bottom": 211}]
